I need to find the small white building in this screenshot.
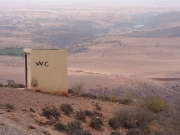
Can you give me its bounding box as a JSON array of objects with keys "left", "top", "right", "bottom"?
[{"left": 24, "top": 48, "right": 68, "bottom": 95}]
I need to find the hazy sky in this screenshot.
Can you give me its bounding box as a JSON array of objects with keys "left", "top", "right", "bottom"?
[{"left": 1, "top": 0, "right": 180, "bottom": 3}]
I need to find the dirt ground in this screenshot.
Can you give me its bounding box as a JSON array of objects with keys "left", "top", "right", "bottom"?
[{"left": 0, "top": 88, "right": 124, "bottom": 135}]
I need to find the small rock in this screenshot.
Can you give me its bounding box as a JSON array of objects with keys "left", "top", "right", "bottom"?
[
  {"left": 43, "top": 131, "right": 51, "bottom": 135},
  {"left": 30, "top": 108, "right": 35, "bottom": 112},
  {"left": 29, "top": 113, "right": 38, "bottom": 118},
  {"left": 7, "top": 109, "right": 11, "bottom": 112},
  {"left": 35, "top": 90, "right": 41, "bottom": 92},
  {"left": 28, "top": 125, "right": 36, "bottom": 129},
  {"left": 70, "top": 102, "right": 73, "bottom": 105},
  {"left": 35, "top": 116, "right": 49, "bottom": 125},
  {"left": 22, "top": 108, "right": 27, "bottom": 111},
  {"left": 0, "top": 123, "right": 5, "bottom": 126},
  {"left": 116, "top": 102, "right": 119, "bottom": 104}
]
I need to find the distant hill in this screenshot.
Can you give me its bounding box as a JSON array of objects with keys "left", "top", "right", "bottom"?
[
  {"left": 127, "top": 26, "right": 180, "bottom": 38},
  {"left": 125, "top": 12, "right": 180, "bottom": 38},
  {"left": 144, "top": 12, "right": 180, "bottom": 28}
]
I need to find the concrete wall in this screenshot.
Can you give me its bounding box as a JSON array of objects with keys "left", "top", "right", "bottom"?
[{"left": 24, "top": 49, "right": 68, "bottom": 95}]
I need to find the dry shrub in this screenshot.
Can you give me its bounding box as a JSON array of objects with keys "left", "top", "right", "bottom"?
[
  {"left": 81, "top": 93, "right": 97, "bottom": 99},
  {"left": 72, "top": 83, "right": 84, "bottom": 95},
  {"left": 145, "top": 99, "right": 169, "bottom": 113},
  {"left": 42, "top": 106, "right": 60, "bottom": 120},
  {"left": 108, "top": 116, "right": 121, "bottom": 129},
  {"left": 84, "top": 110, "right": 94, "bottom": 117},
  {"left": 54, "top": 122, "right": 66, "bottom": 132},
  {"left": 119, "top": 99, "right": 133, "bottom": 105},
  {"left": 90, "top": 116, "right": 103, "bottom": 130},
  {"left": 9, "top": 84, "right": 25, "bottom": 88},
  {"left": 110, "top": 131, "right": 121, "bottom": 135},
  {"left": 109, "top": 95, "right": 117, "bottom": 102},
  {"left": 66, "top": 121, "right": 92, "bottom": 135},
  {"left": 95, "top": 103, "right": 101, "bottom": 111},
  {"left": 126, "top": 128, "right": 143, "bottom": 135},
  {"left": 115, "top": 107, "right": 154, "bottom": 124},
  {"left": 93, "top": 110, "right": 103, "bottom": 117},
  {"left": 75, "top": 109, "right": 86, "bottom": 122},
  {"left": 60, "top": 103, "right": 73, "bottom": 116},
  {"left": 151, "top": 131, "right": 164, "bottom": 135}
]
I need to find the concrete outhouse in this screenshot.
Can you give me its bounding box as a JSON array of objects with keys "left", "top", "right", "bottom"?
[{"left": 24, "top": 48, "right": 68, "bottom": 95}]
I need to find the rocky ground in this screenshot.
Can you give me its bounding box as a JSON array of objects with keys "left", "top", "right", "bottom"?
[{"left": 0, "top": 88, "right": 125, "bottom": 135}]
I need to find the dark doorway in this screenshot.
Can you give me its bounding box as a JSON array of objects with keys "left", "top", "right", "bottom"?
[{"left": 25, "top": 54, "right": 28, "bottom": 88}]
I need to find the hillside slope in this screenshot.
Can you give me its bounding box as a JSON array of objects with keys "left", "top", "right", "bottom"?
[{"left": 144, "top": 12, "right": 180, "bottom": 28}]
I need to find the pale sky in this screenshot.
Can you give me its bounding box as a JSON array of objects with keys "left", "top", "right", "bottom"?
[{"left": 1, "top": 0, "right": 180, "bottom": 3}]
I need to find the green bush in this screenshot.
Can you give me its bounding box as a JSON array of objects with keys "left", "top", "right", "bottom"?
[
  {"left": 90, "top": 116, "right": 103, "bottom": 130},
  {"left": 75, "top": 109, "right": 86, "bottom": 122},
  {"left": 145, "top": 99, "right": 169, "bottom": 113},
  {"left": 109, "top": 95, "right": 117, "bottom": 102},
  {"left": 60, "top": 103, "right": 73, "bottom": 116}
]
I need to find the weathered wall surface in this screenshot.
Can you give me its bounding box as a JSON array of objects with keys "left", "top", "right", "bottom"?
[{"left": 25, "top": 49, "right": 68, "bottom": 95}]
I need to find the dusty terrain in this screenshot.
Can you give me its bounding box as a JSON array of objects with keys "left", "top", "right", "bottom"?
[
  {"left": 0, "top": 88, "right": 122, "bottom": 135},
  {"left": 0, "top": 1, "right": 180, "bottom": 135}
]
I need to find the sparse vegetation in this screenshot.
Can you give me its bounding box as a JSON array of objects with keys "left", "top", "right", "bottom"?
[
  {"left": 108, "top": 95, "right": 117, "bottom": 102},
  {"left": 145, "top": 99, "right": 169, "bottom": 113},
  {"left": 81, "top": 93, "right": 97, "bottom": 99},
  {"left": 84, "top": 110, "right": 94, "bottom": 117},
  {"left": 126, "top": 128, "right": 142, "bottom": 135},
  {"left": 42, "top": 106, "right": 60, "bottom": 120},
  {"left": 66, "top": 121, "right": 92, "bottom": 135},
  {"left": 95, "top": 103, "right": 101, "bottom": 111},
  {"left": 55, "top": 121, "right": 92, "bottom": 135},
  {"left": 8, "top": 83, "right": 25, "bottom": 88},
  {"left": 108, "top": 116, "right": 121, "bottom": 129},
  {"left": 75, "top": 109, "right": 86, "bottom": 122},
  {"left": 118, "top": 99, "right": 133, "bottom": 105},
  {"left": 54, "top": 122, "right": 66, "bottom": 132},
  {"left": 90, "top": 116, "right": 103, "bottom": 130},
  {"left": 0, "top": 47, "right": 23, "bottom": 56},
  {"left": 110, "top": 131, "right": 121, "bottom": 135},
  {"left": 72, "top": 83, "right": 84, "bottom": 95},
  {"left": 60, "top": 103, "right": 73, "bottom": 116}
]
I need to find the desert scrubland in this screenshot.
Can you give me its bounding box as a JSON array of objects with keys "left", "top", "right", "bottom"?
[{"left": 0, "top": 1, "right": 180, "bottom": 135}]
